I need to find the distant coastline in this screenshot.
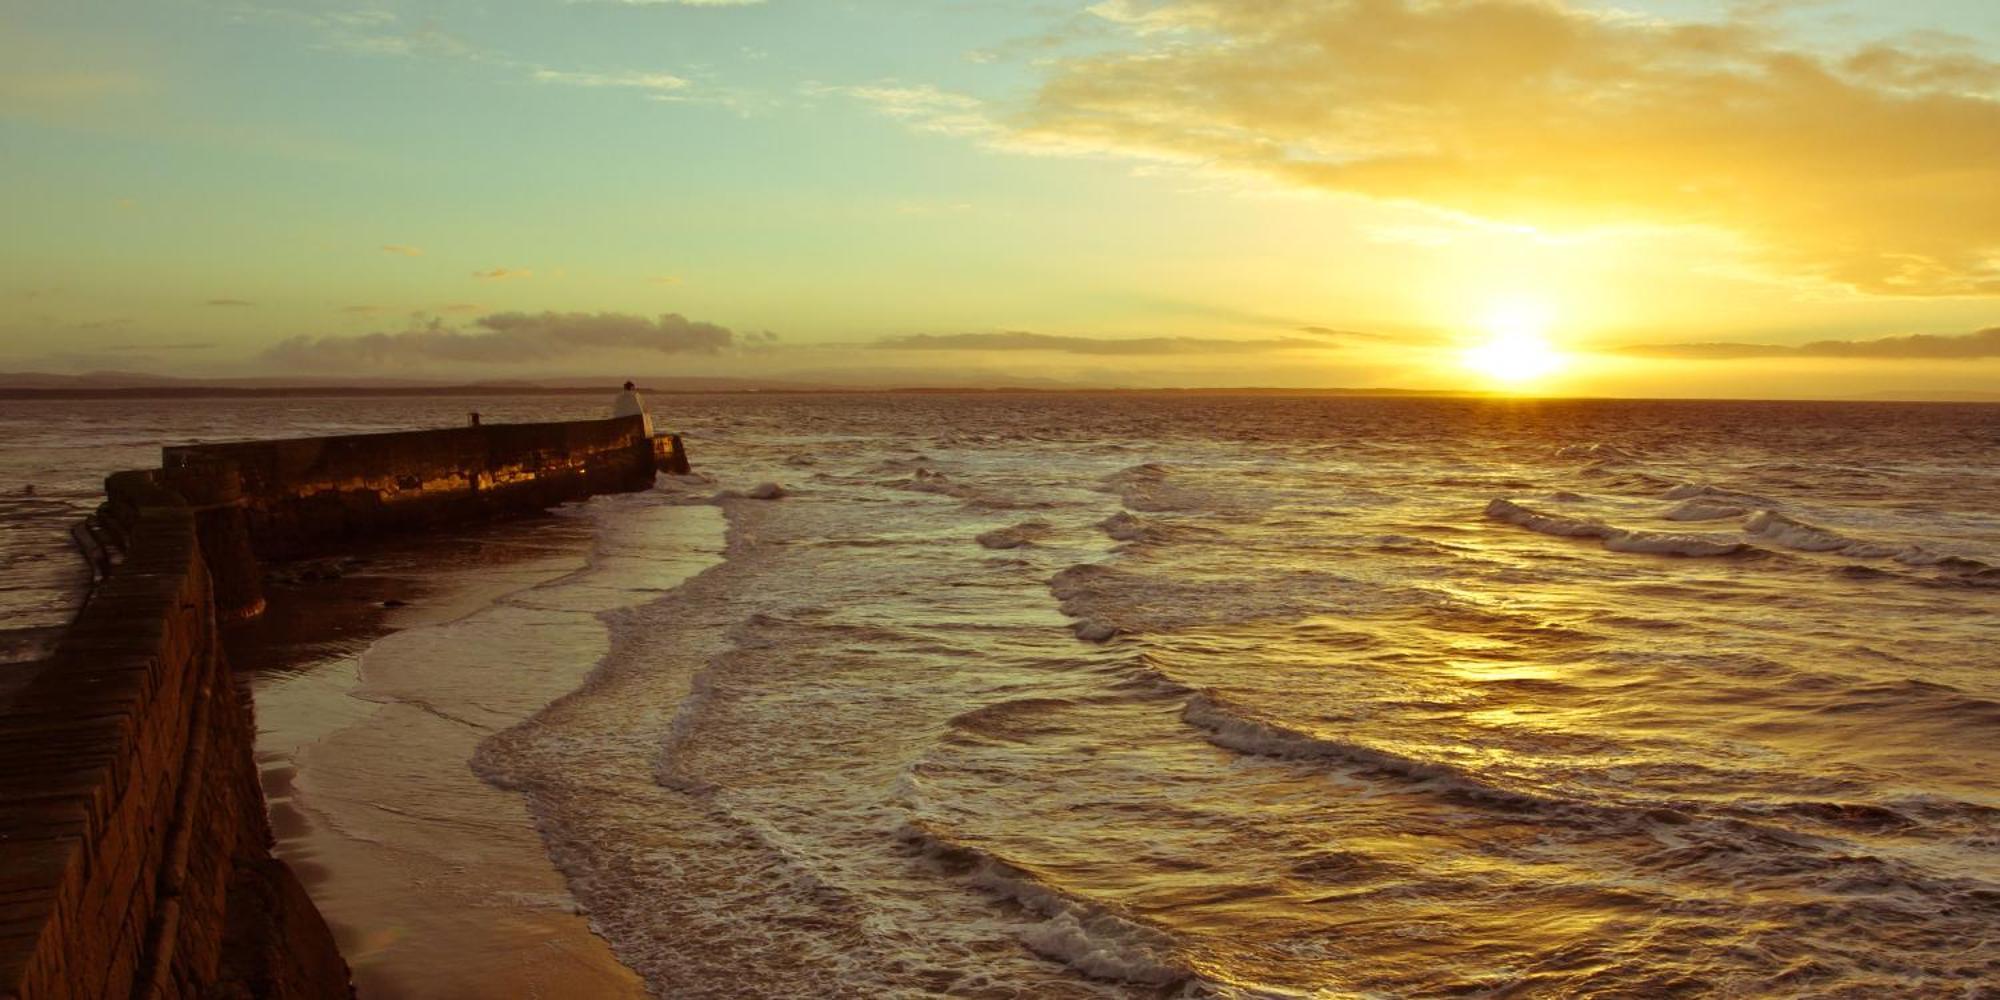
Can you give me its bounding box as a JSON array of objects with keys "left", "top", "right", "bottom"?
[
  {"left": 0, "top": 377, "right": 1469, "bottom": 401},
  {"left": 0, "top": 373, "right": 1993, "bottom": 402}
]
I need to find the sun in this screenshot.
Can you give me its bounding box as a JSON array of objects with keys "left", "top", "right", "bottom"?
[{"left": 1461, "top": 299, "right": 1566, "bottom": 386}]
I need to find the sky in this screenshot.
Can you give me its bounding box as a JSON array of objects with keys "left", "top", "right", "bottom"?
[{"left": 2, "top": 0, "right": 1997, "bottom": 397}]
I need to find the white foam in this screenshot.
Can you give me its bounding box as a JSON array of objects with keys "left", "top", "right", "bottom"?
[
  {"left": 1743, "top": 510, "right": 1991, "bottom": 571},
  {"left": 1182, "top": 691, "right": 1352, "bottom": 761},
  {"left": 651, "top": 655, "right": 722, "bottom": 794},
  {"left": 1180, "top": 692, "right": 1481, "bottom": 788},
  {"left": 899, "top": 826, "right": 1188, "bottom": 988},
  {"left": 1600, "top": 532, "right": 1745, "bottom": 557},
  {"left": 1181, "top": 693, "right": 1566, "bottom": 814},
  {"left": 892, "top": 816, "right": 1184, "bottom": 988},
  {"left": 1486, "top": 498, "right": 1748, "bottom": 557},
  {"left": 1015, "top": 906, "right": 1186, "bottom": 987},
  {"left": 1663, "top": 499, "right": 1747, "bottom": 521},
  {"left": 1744, "top": 510, "right": 1898, "bottom": 557},
  {"left": 1484, "top": 498, "right": 1604, "bottom": 538}
]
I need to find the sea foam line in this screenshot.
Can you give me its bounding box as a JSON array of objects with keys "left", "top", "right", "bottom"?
[
  {"left": 1485, "top": 498, "right": 1750, "bottom": 557},
  {"left": 897, "top": 820, "right": 1193, "bottom": 988}
]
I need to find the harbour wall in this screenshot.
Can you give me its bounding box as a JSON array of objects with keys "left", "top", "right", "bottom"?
[
  {"left": 1, "top": 416, "right": 679, "bottom": 999},
  {"left": 155, "top": 415, "right": 674, "bottom": 619}
]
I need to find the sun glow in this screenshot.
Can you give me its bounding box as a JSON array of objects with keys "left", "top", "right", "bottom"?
[{"left": 1462, "top": 299, "right": 1566, "bottom": 386}]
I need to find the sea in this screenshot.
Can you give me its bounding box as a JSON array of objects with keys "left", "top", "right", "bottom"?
[{"left": 2, "top": 393, "right": 1997, "bottom": 998}]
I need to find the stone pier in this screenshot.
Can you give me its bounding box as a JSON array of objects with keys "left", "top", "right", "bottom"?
[{"left": 1, "top": 416, "right": 685, "bottom": 999}]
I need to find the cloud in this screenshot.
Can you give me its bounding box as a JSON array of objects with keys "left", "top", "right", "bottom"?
[
  {"left": 473, "top": 267, "right": 532, "bottom": 281},
  {"left": 204, "top": 298, "right": 254, "bottom": 307},
  {"left": 381, "top": 244, "right": 423, "bottom": 256},
  {"left": 1619, "top": 326, "right": 2000, "bottom": 360},
  {"left": 533, "top": 69, "right": 689, "bottom": 92},
  {"left": 807, "top": 81, "right": 997, "bottom": 137},
  {"left": 234, "top": 7, "right": 482, "bottom": 62},
  {"left": 1298, "top": 325, "right": 1401, "bottom": 342},
  {"left": 107, "top": 342, "right": 216, "bottom": 352},
  {"left": 1005, "top": 0, "right": 2000, "bottom": 295},
  {"left": 280, "top": 9, "right": 482, "bottom": 60},
  {"left": 649, "top": 275, "right": 684, "bottom": 286},
  {"left": 873, "top": 331, "right": 1328, "bottom": 355},
  {"left": 263, "top": 310, "right": 737, "bottom": 368}
]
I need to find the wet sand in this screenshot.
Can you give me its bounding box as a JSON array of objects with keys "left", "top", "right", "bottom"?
[{"left": 229, "top": 508, "right": 686, "bottom": 999}]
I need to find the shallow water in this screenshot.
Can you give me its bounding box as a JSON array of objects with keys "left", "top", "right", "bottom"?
[{"left": 5, "top": 394, "right": 1998, "bottom": 997}]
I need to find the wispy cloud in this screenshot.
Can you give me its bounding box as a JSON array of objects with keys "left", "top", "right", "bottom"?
[
  {"left": 381, "top": 244, "right": 423, "bottom": 257},
  {"left": 243, "top": 4, "right": 764, "bottom": 117},
  {"left": 807, "top": 81, "right": 997, "bottom": 137},
  {"left": 108, "top": 342, "right": 216, "bottom": 352},
  {"left": 1619, "top": 327, "right": 2000, "bottom": 360},
  {"left": 991, "top": 0, "right": 2000, "bottom": 296},
  {"left": 873, "top": 331, "right": 1329, "bottom": 355},
  {"left": 533, "top": 68, "right": 689, "bottom": 92},
  {"left": 1297, "top": 326, "right": 1401, "bottom": 342},
  {"left": 232, "top": 6, "right": 484, "bottom": 61},
  {"left": 204, "top": 298, "right": 254, "bottom": 307},
  {"left": 264, "top": 310, "right": 739, "bottom": 368},
  {"left": 473, "top": 267, "right": 532, "bottom": 282}
]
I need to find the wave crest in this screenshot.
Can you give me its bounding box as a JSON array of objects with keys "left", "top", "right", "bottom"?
[
  {"left": 1485, "top": 498, "right": 1750, "bottom": 557},
  {"left": 1745, "top": 510, "right": 1997, "bottom": 575},
  {"left": 898, "top": 821, "right": 1190, "bottom": 987}
]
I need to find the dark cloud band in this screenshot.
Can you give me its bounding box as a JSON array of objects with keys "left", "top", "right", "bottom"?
[
  {"left": 873, "top": 332, "right": 1328, "bottom": 355},
  {"left": 264, "top": 310, "right": 736, "bottom": 367},
  {"left": 1619, "top": 327, "right": 2000, "bottom": 360}
]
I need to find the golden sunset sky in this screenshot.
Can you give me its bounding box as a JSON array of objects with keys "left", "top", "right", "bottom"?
[{"left": 3, "top": 0, "right": 1996, "bottom": 397}]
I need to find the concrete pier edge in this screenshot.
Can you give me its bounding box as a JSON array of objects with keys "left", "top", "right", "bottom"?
[{"left": 1, "top": 415, "right": 682, "bottom": 999}]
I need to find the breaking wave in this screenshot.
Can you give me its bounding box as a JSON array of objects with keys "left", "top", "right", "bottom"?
[
  {"left": 1746, "top": 510, "right": 1997, "bottom": 574},
  {"left": 1663, "top": 499, "right": 1747, "bottom": 521},
  {"left": 899, "top": 821, "right": 1191, "bottom": 988},
  {"left": 1485, "top": 498, "right": 1751, "bottom": 557}
]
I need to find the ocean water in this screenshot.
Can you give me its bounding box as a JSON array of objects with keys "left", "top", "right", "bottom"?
[{"left": 4, "top": 394, "right": 1999, "bottom": 997}]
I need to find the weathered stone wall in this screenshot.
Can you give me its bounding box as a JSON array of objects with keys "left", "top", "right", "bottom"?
[
  {"left": 0, "top": 475, "right": 347, "bottom": 1000},
  {"left": 2, "top": 416, "right": 685, "bottom": 999},
  {"left": 157, "top": 416, "right": 664, "bottom": 618}
]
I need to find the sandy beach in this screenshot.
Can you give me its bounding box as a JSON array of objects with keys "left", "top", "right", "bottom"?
[{"left": 231, "top": 497, "right": 721, "bottom": 998}]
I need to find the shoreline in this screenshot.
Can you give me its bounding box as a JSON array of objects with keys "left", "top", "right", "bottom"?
[{"left": 230, "top": 501, "right": 713, "bottom": 998}]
